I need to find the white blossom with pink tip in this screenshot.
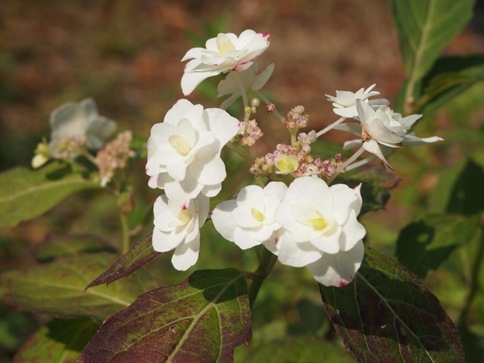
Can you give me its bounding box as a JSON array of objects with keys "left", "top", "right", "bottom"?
[
  {"left": 146, "top": 99, "right": 240, "bottom": 201},
  {"left": 212, "top": 181, "right": 287, "bottom": 251},
  {"left": 152, "top": 193, "right": 209, "bottom": 271},
  {"left": 339, "top": 100, "right": 443, "bottom": 171},
  {"left": 326, "top": 84, "right": 389, "bottom": 118},
  {"left": 181, "top": 30, "right": 270, "bottom": 96},
  {"left": 274, "top": 176, "right": 366, "bottom": 287}
]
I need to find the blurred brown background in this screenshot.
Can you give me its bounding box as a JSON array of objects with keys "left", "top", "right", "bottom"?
[{"left": 1, "top": 0, "right": 483, "bottom": 170}]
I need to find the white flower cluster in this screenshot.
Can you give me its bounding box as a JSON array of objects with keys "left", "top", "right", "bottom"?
[
  {"left": 325, "top": 85, "right": 443, "bottom": 171},
  {"left": 147, "top": 29, "right": 371, "bottom": 287},
  {"left": 212, "top": 177, "right": 365, "bottom": 287},
  {"left": 32, "top": 98, "right": 117, "bottom": 168},
  {"left": 146, "top": 99, "right": 239, "bottom": 270}
]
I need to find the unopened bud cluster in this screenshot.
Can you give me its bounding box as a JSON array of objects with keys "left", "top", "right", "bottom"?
[
  {"left": 238, "top": 119, "right": 263, "bottom": 147},
  {"left": 96, "top": 131, "right": 135, "bottom": 186},
  {"left": 284, "top": 105, "right": 309, "bottom": 130},
  {"left": 55, "top": 136, "right": 87, "bottom": 160}
]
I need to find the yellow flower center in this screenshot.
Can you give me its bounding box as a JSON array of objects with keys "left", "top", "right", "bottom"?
[
  {"left": 169, "top": 135, "right": 191, "bottom": 156},
  {"left": 216, "top": 33, "right": 235, "bottom": 54},
  {"left": 251, "top": 208, "right": 265, "bottom": 222},
  {"left": 308, "top": 215, "right": 328, "bottom": 231},
  {"left": 274, "top": 154, "right": 299, "bottom": 174},
  {"left": 177, "top": 209, "right": 192, "bottom": 225}
]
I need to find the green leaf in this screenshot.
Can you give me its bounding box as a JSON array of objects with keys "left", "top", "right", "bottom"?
[
  {"left": 33, "top": 232, "right": 116, "bottom": 262},
  {"left": 429, "top": 159, "right": 484, "bottom": 215},
  {"left": 416, "top": 56, "right": 484, "bottom": 113},
  {"left": 391, "top": 0, "right": 473, "bottom": 81},
  {"left": 310, "top": 139, "right": 347, "bottom": 160},
  {"left": 86, "top": 233, "right": 160, "bottom": 289},
  {"left": 339, "top": 168, "right": 398, "bottom": 215},
  {"left": 0, "top": 162, "right": 100, "bottom": 229},
  {"left": 238, "top": 336, "right": 353, "bottom": 363},
  {"left": 395, "top": 214, "right": 481, "bottom": 277},
  {"left": 320, "top": 247, "right": 465, "bottom": 362},
  {"left": 391, "top": 0, "right": 474, "bottom": 112},
  {"left": 14, "top": 318, "right": 98, "bottom": 363},
  {"left": 79, "top": 269, "right": 251, "bottom": 363},
  {"left": 1, "top": 253, "right": 150, "bottom": 321}
]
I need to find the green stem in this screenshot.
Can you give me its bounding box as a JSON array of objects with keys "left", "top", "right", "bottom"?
[
  {"left": 234, "top": 73, "right": 250, "bottom": 122},
  {"left": 458, "top": 225, "right": 484, "bottom": 327},
  {"left": 119, "top": 210, "right": 131, "bottom": 254},
  {"left": 248, "top": 248, "right": 278, "bottom": 307},
  {"left": 255, "top": 90, "right": 286, "bottom": 123}
]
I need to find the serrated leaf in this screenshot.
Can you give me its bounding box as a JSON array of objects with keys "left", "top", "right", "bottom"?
[
  {"left": 0, "top": 162, "right": 100, "bottom": 229},
  {"left": 391, "top": 0, "right": 473, "bottom": 82},
  {"left": 396, "top": 214, "right": 481, "bottom": 277},
  {"left": 14, "top": 318, "right": 98, "bottom": 363},
  {"left": 320, "top": 247, "right": 465, "bottom": 363},
  {"left": 80, "top": 269, "right": 251, "bottom": 363},
  {"left": 33, "top": 232, "right": 116, "bottom": 262},
  {"left": 86, "top": 233, "right": 160, "bottom": 289},
  {"left": 239, "top": 336, "right": 353, "bottom": 363},
  {"left": 416, "top": 56, "right": 484, "bottom": 113},
  {"left": 1, "top": 253, "right": 149, "bottom": 321}
]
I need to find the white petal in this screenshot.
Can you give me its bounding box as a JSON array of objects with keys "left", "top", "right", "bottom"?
[
  {"left": 307, "top": 240, "right": 364, "bottom": 287},
  {"left": 171, "top": 237, "right": 200, "bottom": 271},
  {"left": 277, "top": 232, "right": 322, "bottom": 267},
  {"left": 86, "top": 117, "right": 117, "bottom": 149},
  {"left": 343, "top": 139, "right": 363, "bottom": 150},
  {"left": 204, "top": 108, "right": 240, "bottom": 146},
  {"left": 251, "top": 63, "right": 274, "bottom": 90},
  {"left": 219, "top": 93, "right": 241, "bottom": 110},
  {"left": 403, "top": 134, "right": 444, "bottom": 145},
  {"left": 233, "top": 227, "right": 263, "bottom": 249},
  {"left": 181, "top": 69, "right": 221, "bottom": 96},
  {"left": 339, "top": 211, "right": 366, "bottom": 251},
  {"left": 152, "top": 227, "right": 183, "bottom": 253},
  {"left": 212, "top": 200, "right": 238, "bottom": 242},
  {"left": 285, "top": 177, "right": 332, "bottom": 211},
  {"left": 333, "top": 123, "right": 362, "bottom": 137},
  {"left": 181, "top": 47, "right": 205, "bottom": 62},
  {"left": 201, "top": 183, "right": 222, "bottom": 197},
  {"left": 363, "top": 140, "right": 394, "bottom": 172},
  {"left": 309, "top": 227, "right": 342, "bottom": 254},
  {"left": 163, "top": 176, "right": 204, "bottom": 200},
  {"left": 329, "top": 184, "right": 362, "bottom": 224},
  {"left": 264, "top": 181, "right": 287, "bottom": 200},
  {"left": 262, "top": 234, "right": 280, "bottom": 255},
  {"left": 163, "top": 99, "right": 195, "bottom": 125}
]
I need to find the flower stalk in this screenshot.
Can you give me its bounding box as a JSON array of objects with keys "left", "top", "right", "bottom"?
[{"left": 248, "top": 248, "right": 278, "bottom": 307}]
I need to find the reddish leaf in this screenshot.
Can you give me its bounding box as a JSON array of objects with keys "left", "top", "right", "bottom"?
[
  {"left": 80, "top": 269, "right": 251, "bottom": 363},
  {"left": 86, "top": 233, "right": 160, "bottom": 289},
  {"left": 320, "top": 247, "right": 465, "bottom": 362}
]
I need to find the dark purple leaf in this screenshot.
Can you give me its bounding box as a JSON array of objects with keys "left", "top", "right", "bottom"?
[
  {"left": 86, "top": 233, "right": 160, "bottom": 289},
  {"left": 320, "top": 247, "right": 465, "bottom": 362},
  {"left": 80, "top": 269, "right": 251, "bottom": 363}
]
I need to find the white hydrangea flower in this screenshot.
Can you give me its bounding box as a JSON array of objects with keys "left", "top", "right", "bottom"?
[
  {"left": 181, "top": 30, "right": 270, "bottom": 96},
  {"left": 217, "top": 63, "right": 274, "bottom": 109},
  {"left": 146, "top": 99, "right": 240, "bottom": 200},
  {"left": 212, "top": 182, "right": 287, "bottom": 250},
  {"left": 340, "top": 100, "right": 443, "bottom": 171},
  {"left": 326, "top": 84, "right": 389, "bottom": 118},
  {"left": 152, "top": 193, "right": 209, "bottom": 271},
  {"left": 275, "top": 176, "right": 366, "bottom": 287},
  {"left": 49, "top": 98, "right": 117, "bottom": 158}
]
